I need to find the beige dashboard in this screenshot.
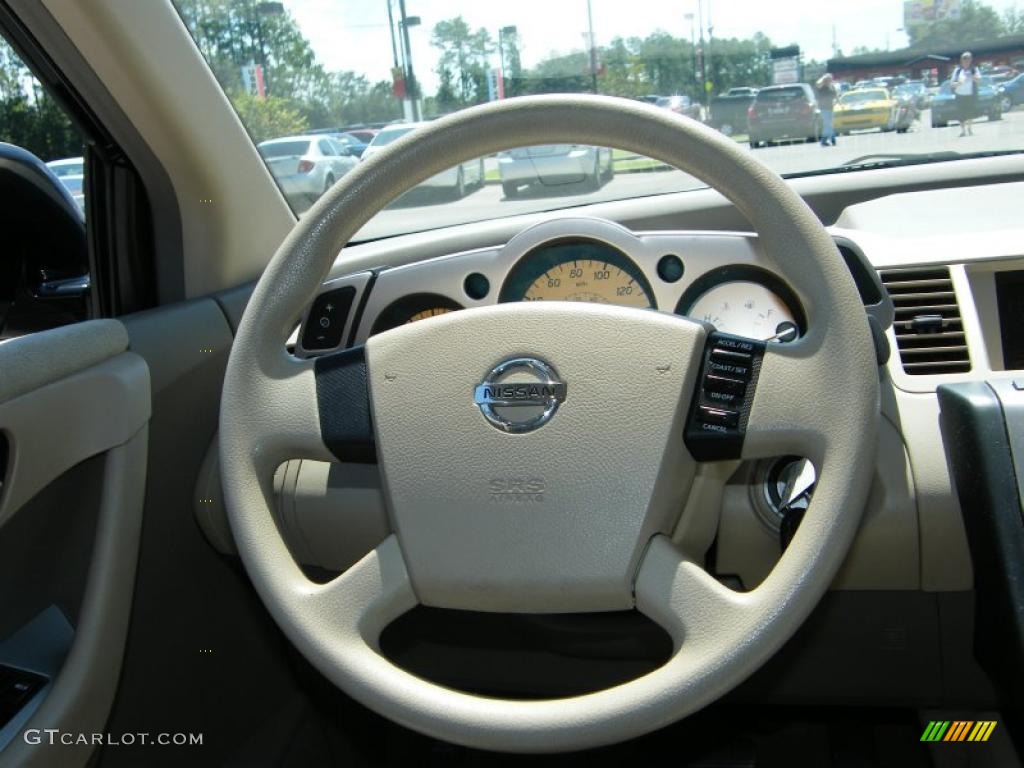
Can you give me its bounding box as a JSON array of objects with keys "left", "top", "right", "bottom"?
[{"left": 199, "top": 181, "right": 1024, "bottom": 597}]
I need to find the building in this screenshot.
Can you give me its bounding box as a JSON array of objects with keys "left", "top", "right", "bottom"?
[{"left": 826, "top": 34, "right": 1024, "bottom": 84}]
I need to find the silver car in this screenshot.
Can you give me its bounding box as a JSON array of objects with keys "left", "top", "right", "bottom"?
[
  {"left": 497, "top": 145, "right": 614, "bottom": 199},
  {"left": 257, "top": 135, "right": 359, "bottom": 209},
  {"left": 362, "top": 122, "right": 485, "bottom": 199}
]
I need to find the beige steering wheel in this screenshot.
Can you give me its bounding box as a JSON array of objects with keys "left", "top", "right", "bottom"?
[{"left": 220, "top": 95, "right": 878, "bottom": 753}]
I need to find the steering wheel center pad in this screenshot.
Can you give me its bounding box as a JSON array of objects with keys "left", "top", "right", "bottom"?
[{"left": 368, "top": 301, "right": 705, "bottom": 612}]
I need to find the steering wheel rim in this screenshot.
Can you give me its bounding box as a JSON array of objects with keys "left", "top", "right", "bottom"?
[{"left": 220, "top": 94, "right": 878, "bottom": 753}]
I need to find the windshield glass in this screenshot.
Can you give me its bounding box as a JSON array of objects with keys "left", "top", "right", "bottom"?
[{"left": 172, "top": 0, "right": 1024, "bottom": 241}]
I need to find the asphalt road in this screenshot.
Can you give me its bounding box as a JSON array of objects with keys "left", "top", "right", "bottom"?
[{"left": 351, "top": 108, "right": 1024, "bottom": 241}]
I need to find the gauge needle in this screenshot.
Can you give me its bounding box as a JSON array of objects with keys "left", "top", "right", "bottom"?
[{"left": 763, "top": 321, "right": 799, "bottom": 343}]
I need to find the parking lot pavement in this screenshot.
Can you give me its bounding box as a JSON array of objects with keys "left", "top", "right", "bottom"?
[{"left": 350, "top": 109, "right": 1024, "bottom": 242}]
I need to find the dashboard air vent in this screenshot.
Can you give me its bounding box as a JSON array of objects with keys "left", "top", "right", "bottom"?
[{"left": 878, "top": 266, "right": 971, "bottom": 375}]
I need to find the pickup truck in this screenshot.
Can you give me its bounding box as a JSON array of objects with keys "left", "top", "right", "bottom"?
[{"left": 708, "top": 87, "right": 759, "bottom": 135}]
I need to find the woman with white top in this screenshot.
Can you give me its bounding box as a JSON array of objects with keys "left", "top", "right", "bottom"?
[{"left": 952, "top": 51, "right": 981, "bottom": 137}]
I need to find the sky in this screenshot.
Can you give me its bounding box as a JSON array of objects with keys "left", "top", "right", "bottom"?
[{"left": 285, "top": 0, "right": 1023, "bottom": 93}]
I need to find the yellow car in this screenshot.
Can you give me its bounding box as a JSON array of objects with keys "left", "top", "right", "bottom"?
[{"left": 833, "top": 87, "right": 900, "bottom": 133}]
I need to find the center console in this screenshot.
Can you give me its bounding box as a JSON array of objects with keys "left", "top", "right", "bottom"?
[{"left": 938, "top": 379, "right": 1024, "bottom": 746}]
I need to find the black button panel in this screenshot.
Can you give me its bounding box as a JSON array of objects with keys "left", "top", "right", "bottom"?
[
  {"left": 300, "top": 285, "right": 356, "bottom": 351},
  {"left": 0, "top": 664, "right": 47, "bottom": 729},
  {"left": 684, "top": 332, "right": 766, "bottom": 461}
]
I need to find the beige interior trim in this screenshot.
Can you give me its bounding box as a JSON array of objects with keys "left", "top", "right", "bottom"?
[
  {"left": 0, "top": 352, "right": 151, "bottom": 529},
  {"left": 0, "top": 319, "right": 128, "bottom": 405},
  {"left": 0, "top": 427, "right": 149, "bottom": 768}
]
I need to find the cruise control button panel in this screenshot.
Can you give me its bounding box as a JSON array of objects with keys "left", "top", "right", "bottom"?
[
  {"left": 300, "top": 285, "right": 356, "bottom": 352},
  {"left": 684, "top": 332, "right": 766, "bottom": 461}
]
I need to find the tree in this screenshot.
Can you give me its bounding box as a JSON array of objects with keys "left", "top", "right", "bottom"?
[
  {"left": 600, "top": 37, "right": 648, "bottom": 99},
  {"left": 232, "top": 92, "right": 307, "bottom": 143},
  {"left": 906, "top": 0, "right": 1006, "bottom": 47},
  {"left": 0, "top": 39, "right": 81, "bottom": 161},
  {"left": 431, "top": 17, "right": 494, "bottom": 111},
  {"left": 174, "top": 0, "right": 402, "bottom": 130},
  {"left": 633, "top": 32, "right": 692, "bottom": 96},
  {"left": 1004, "top": 6, "right": 1024, "bottom": 35},
  {"left": 518, "top": 50, "right": 591, "bottom": 95},
  {"left": 303, "top": 72, "right": 401, "bottom": 128},
  {"left": 706, "top": 33, "right": 774, "bottom": 94},
  {"left": 175, "top": 0, "right": 323, "bottom": 100},
  {"left": 510, "top": 29, "right": 773, "bottom": 102}
]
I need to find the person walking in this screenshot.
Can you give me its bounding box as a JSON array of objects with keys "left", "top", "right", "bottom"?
[
  {"left": 814, "top": 73, "right": 838, "bottom": 147},
  {"left": 952, "top": 51, "right": 981, "bottom": 137}
]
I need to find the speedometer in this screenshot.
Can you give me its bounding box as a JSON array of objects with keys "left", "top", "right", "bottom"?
[
  {"left": 522, "top": 259, "right": 649, "bottom": 306},
  {"left": 499, "top": 239, "right": 655, "bottom": 309}
]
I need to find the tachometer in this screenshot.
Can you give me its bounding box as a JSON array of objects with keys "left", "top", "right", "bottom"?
[
  {"left": 676, "top": 266, "right": 804, "bottom": 341},
  {"left": 372, "top": 294, "right": 462, "bottom": 335},
  {"left": 499, "top": 238, "right": 655, "bottom": 309},
  {"left": 407, "top": 307, "right": 455, "bottom": 323}
]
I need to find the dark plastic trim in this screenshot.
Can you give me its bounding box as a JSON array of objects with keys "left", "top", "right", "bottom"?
[
  {"left": 937, "top": 381, "right": 1024, "bottom": 747},
  {"left": 314, "top": 346, "right": 376, "bottom": 463}
]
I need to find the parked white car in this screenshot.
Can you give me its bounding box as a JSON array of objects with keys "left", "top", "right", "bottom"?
[
  {"left": 257, "top": 135, "right": 358, "bottom": 209},
  {"left": 362, "top": 122, "right": 485, "bottom": 199},
  {"left": 45, "top": 156, "right": 85, "bottom": 210}
]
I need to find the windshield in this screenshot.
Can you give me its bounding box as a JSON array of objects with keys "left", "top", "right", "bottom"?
[{"left": 172, "top": 0, "right": 1024, "bottom": 241}]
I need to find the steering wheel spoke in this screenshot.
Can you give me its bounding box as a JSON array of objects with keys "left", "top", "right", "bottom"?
[
  {"left": 741, "top": 341, "right": 830, "bottom": 462},
  {"left": 636, "top": 535, "right": 755, "bottom": 650},
  {"left": 299, "top": 535, "right": 417, "bottom": 650},
  {"left": 222, "top": 352, "right": 335, "bottom": 470}
]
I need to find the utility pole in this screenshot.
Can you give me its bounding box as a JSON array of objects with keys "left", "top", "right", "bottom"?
[
  {"left": 497, "top": 25, "right": 517, "bottom": 98},
  {"left": 685, "top": 12, "right": 696, "bottom": 92},
  {"left": 696, "top": 0, "right": 706, "bottom": 105},
  {"left": 398, "top": 0, "right": 420, "bottom": 121},
  {"left": 386, "top": 0, "right": 405, "bottom": 114},
  {"left": 386, "top": 0, "right": 399, "bottom": 70},
  {"left": 705, "top": 0, "right": 713, "bottom": 107},
  {"left": 253, "top": 2, "right": 284, "bottom": 97},
  {"left": 586, "top": 0, "right": 598, "bottom": 94}
]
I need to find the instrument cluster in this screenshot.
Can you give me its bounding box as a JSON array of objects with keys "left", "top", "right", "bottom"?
[{"left": 295, "top": 217, "right": 819, "bottom": 356}]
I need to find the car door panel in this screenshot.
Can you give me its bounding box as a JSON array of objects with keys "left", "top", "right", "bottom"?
[
  {"left": 98, "top": 297, "right": 306, "bottom": 768},
  {"left": 0, "top": 320, "right": 150, "bottom": 768}
]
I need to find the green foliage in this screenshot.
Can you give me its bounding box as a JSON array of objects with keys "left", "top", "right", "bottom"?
[
  {"left": 1006, "top": 7, "right": 1024, "bottom": 35},
  {"left": 174, "top": 0, "right": 401, "bottom": 131},
  {"left": 511, "top": 29, "right": 773, "bottom": 101},
  {"left": 632, "top": 32, "right": 694, "bottom": 96},
  {"left": 0, "top": 39, "right": 82, "bottom": 161},
  {"left": 907, "top": 0, "right": 1008, "bottom": 47},
  {"left": 706, "top": 33, "right": 774, "bottom": 95},
  {"left": 431, "top": 16, "right": 494, "bottom": 112},
  {"left": 232, "top": 92, "right": 307, "bottom": 143}
]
